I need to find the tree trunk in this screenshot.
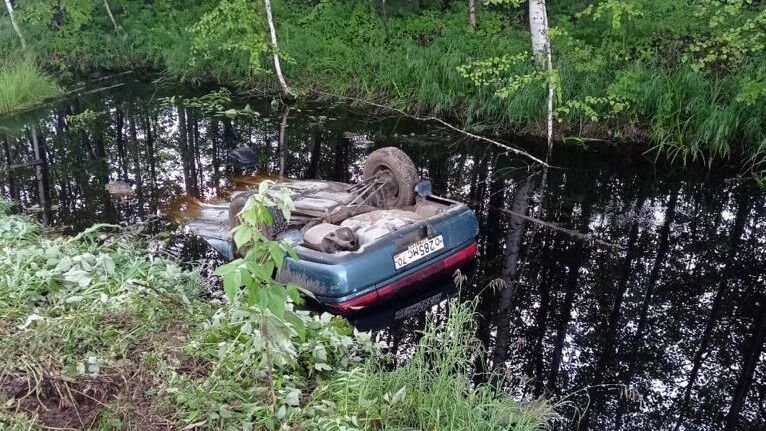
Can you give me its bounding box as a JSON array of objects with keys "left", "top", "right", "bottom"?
[
  {"left": 4, "top": 0, "right": 27, "bottom": 50},
  {"left": 531, "top": 235, "right": 555, "bottom": 397},
  {"left": 103, "top": 0, "right": 120, "bottom": 32},
  {"left": 128, "top": 112, "right": 145, "bottom": 217},
  {"left": 528, "top": 0, "right": 554, "bottom": 157},
  {"left": 334, "top": 132, "right": 349, "bottom": 183},
  {"left": 547, "top": 194, "right": 593, "bottom": 394},
  {"left": 210, "top": 119, "right": 221, "bottom": 188},
  {"left": 278, "top": 105, "right": 290, "bottom": 175},
  {"left": 192, "top": 114, "right": 203, "bottom": 188},
  {"left": 308, "top": 127, "right": 321, "bottom": 179},
  {"left": 177, "top": 105, "right": 195, "bottom": 196},
  {"left": 115, "top": 107, "right": 128, "bottom": 181},
  {"left": 263, "top": 0, "right": 291, "bottom": 99},
  {"left": 468, "top": 0, "right": 476, "bottom": 29},
  {"left": 616, "top": 187, "right": 680, "bottom": 428},
  {"left": 528, "top": 0, "right": 548, "bottom": 68},
  {"left": 143, "top": 116, "right": 156, "bottom": 184},
  {"left": 674, "top": 192, "right": 751, "bottom": 431},
  {"left": 491, "top": 177, "right": 533, "bottom": 371},
  {"left": 380, "top": 0, "right": 390, "bottom": 41},
  {"left": 634, "top": 190, "right": 679, "bottom": 342},
  {"left": 2, "top": 139, "right": 19, "bottom": 207},
  {"left": 579, "top": 208, "right": 643, "bottom": 430},
  {"left": 31, "top": 126, "right": 50, "bottom": 226}
]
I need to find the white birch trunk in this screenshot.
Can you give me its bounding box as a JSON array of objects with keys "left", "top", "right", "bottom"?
[
  {"left": 468, "top": 0, "right": 476, "bottom": 29},
  {"left": 4, "top": 0, "right": 27, "bottom": 50},
  {"left": 528, "top": 0, "right": 548, "bottom": 68},
  {"left": 528, "top": 0, "right": 554, "bottom": 158},
  {"left": 263, "top": 0, "right": 291, "bottom": 99}
]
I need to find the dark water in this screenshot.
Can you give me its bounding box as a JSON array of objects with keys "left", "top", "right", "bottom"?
[{"left": 1, "top": 80, "right": 764, "bottom": 431}]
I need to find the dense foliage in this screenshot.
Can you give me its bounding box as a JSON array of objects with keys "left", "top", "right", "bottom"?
[{"left": 1, "top": 1, "right": 765, "bottom": 170}]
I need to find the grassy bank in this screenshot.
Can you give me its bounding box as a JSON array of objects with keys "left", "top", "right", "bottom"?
[
  {"left": 1, "top": 1, "right": 765, "bottom": 171},
  {"left": 0, "top": 58, "right": 58, "bottom": 114},
  {"left": 0, "top": 201, "right": 551, "bottom": 430}
]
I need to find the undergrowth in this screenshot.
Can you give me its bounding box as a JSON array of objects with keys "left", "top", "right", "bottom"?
[
  {"left": 0, "top": 199, "right": 552, "bottom": 430},
  {"left": 0, "top": 204, "right": 207, "bottom": 429},
  {"left": 1, "top": 1, "right": 766, "bottom": 170}
]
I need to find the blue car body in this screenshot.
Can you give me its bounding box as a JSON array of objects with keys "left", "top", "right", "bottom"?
[
  {"left": 184, "top": 179, "right": 479, "bottom": 314},
  {"left": 277, "top": 195, "right": 479, "bottom": 314}
]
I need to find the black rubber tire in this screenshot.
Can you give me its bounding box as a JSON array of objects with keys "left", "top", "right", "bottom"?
[{"left": 363, "top": 147, "right": 419, "bottom": 209}]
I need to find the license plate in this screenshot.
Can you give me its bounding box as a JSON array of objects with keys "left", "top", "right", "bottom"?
[{"left": 393, "top": 235, "right": 444, "bottom": 269}]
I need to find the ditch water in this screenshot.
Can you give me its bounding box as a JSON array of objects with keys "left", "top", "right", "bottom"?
[{"left": 1, "top": 79, "right": 764, "bottom": 431}]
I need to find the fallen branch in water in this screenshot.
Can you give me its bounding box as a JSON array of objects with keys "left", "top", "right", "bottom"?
[
  {"left": 310, "top": 89, "right": 550, "bottom": 167},
  {"left": 501, "top": 207, "right": 624, "bottom": 250}
]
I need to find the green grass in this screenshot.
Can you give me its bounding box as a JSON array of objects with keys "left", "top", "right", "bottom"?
[
  {"left": 0, "top": 58, "right": 59, "bottom": 115},
  {"left": 306, "top": 299, "right": 554, "bottom": 430}
]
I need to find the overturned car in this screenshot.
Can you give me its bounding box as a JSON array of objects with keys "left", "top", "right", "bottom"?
[{"left": 189, "top": 147, "right": 479, "bottom": 314}]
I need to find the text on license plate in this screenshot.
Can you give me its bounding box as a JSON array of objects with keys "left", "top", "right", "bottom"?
[{"left": 393, "top": 235, "right": 444, "bottom": 269}]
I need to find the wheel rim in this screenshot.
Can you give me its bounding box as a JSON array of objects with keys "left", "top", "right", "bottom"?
[{"left": 373, "top": 167, "right": 399, "bottom": 207}]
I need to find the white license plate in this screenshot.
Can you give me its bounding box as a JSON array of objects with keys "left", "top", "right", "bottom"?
[{"left": 393, "top": 235, "right": 444, "bottom": 269}]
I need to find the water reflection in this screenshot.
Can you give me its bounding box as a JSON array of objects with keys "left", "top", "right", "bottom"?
[{"left": 1, "top": 80, "right": 764, "bottom": 431}]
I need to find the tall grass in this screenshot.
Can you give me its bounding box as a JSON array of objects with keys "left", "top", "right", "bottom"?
[
  {"left": 0, "top": 58, "right": 58, "bottom": 114},
  {"left": 306, "top": 299, "right": 553, "bottom": 430}
]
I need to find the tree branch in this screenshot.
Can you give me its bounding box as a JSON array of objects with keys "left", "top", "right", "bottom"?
[{"left": 311, "top": 89, "right": 551, "bottom": 167}]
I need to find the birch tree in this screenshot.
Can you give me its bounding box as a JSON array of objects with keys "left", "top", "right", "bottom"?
[
  {"left": 263, "top": 0, "right": 291, "bottom": 99},
  {"left": 4, "top": 0, "right": 27, "bottom": 50},
  {"left": 190, "top": 0, "right": 291, "bottom": 100},
  {"left": 528, "top": 0, "right": 554, "bottom": 158},
  {"left": 468, "top": 0, "right": 477, "bottom": 29},
  {"left": 459, "top": 0, "right": 556, "bottom": 162},
  {"left": 528, "top": 0, "right": 548, "bottom": 68}
]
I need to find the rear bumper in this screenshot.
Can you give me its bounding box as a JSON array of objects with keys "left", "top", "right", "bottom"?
[{"left": 324, "top": 241, "right": 478, "bottom": 314}]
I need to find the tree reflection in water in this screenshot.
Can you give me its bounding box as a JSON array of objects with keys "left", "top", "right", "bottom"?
[{"left": 1, "top": 81, "right": 764, "bottom": 431}]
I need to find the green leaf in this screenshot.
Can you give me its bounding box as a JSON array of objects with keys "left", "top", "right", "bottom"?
[
  {"left": 232, "top": 224, "right": 253, "bottom": 247},
  {"left": 222, "top": 272, "right": 238, "bottom": 302},
  {"left": 254, "top": 261, "right": 275, "bottom": 281},
  {"left": 291, "top": 283, "right": 316, "bottom": 300},
  {"left": 284, "top": 311, "right": 306, "bottom": 339},
  {"left": 268, "top": 242, "right": 285, "bottom": 267},
  {"left": 266, "top": 285, "right": 287, "bottom": 319},
  {"left": 251, "top": 285, "right": 268, "bottom": 308},
  {"left": 286, "top": 285, "right": 303, "bottom": 304},
  {"left": 213, "top": 260, "right": 239, "bottom": 277}
]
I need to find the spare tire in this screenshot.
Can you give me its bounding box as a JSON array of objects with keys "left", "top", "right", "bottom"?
[{"left": 363, "top": 147, "right": 419, "bottom": 209}]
